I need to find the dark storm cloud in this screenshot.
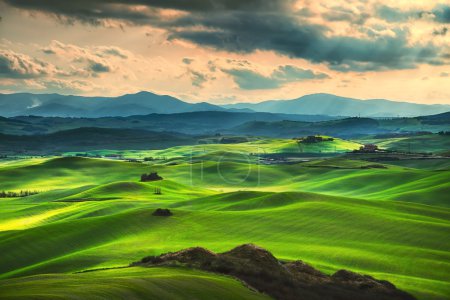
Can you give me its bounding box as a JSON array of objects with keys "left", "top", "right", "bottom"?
[
  {"left": 3, "top": 0, "right": 449, "bottom": 72},
  {"left": 223, "top": 65, "right": 329, "bottom": 90},
  {"left": 3, "top": 0, "right": 157, "bottom": 26},
  {"left": 170, "top": 14, "right": 444, "bottom": 71},
  {"left": 3, "top": 0, "right": 290, "bottom": 17},
  {"left": 433, "top": 5, "right": 450, "bottom": 23}
]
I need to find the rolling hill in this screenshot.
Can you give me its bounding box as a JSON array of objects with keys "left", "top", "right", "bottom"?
[
  {"left": 0, "top": 267, "right": 269, "bottom": 300},
  {"left": 1, "top": 111, "right": 448, "bottom": 139},
  {"left": 1, "top": 111, "right": 337, "bottom": 136},
  {"left": 0, "top": 128, "right": 197, "bottom": 154},
  {"left": 0, "top": 157, "right": 449, "bottom": 300}
]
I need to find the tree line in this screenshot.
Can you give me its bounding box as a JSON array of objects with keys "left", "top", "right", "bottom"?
[{"left": 0, "top": 190, "right": 40, "bottom": 198}]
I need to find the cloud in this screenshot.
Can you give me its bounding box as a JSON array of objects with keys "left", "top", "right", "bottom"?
[
  {"left": 171, "top": 15, "right": 446, "bottom": 71},
  {"left": 41, "top": 40, "right": 118, "bottom": 75},
  {"left": 0, "top": 76, "right": 99, "bottom": 94},
  {"left": 433, "top": 27, "right": 448, "bottom": 36},
  {"left": 377, "top": 4, "right": 450, "bottom": 24},
  {"left": 0, "top": 49, "right": 52, "bottom": 78},
  {"left": 272, "top": 65, "right": 329, "bottom": 81},
  {"left": 38, "top": 78, "right": 96, "bottom": 93},
  {"left": 3, "top": 0, "right": 291, "bottom": 14},
  {"left": 189, "top": 70, "right": 208, "bottom": 87},
  {"left": 376, "top": 5, "right": 416, "bottom": 23},
  {"left": 88, "top": 61, "right": 111, "bottom": 73},
  {"left": 97, "top": 46, "right": 129, "bottom": 59},
  {"left": 3, "top": 1, "right": 450, "bottom": 72},
  {"left": 223, "top": 65, "right": 329, "bottom": 90},
  {"left": 432, "top": 4, "right": 450, "bottom": 23},
  {"left": 223, "top": 69, "right": 280, "bottom": 90},
  {"left": 322, "top": 7, "right": 369, "bottom": 25},
  {"left": 182, "top": 57, "right": 194, "bottom": 65}
]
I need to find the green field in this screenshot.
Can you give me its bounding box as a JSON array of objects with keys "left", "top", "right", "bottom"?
[
  {"left": 63, "top": 137, "right": 362, "bottom": 159},
  {"left": 0, "top": 267, "right": 269, "bottom": 300},
  {"left": 357, "top": 134, "right": 450, "bottom": 154},
  {"left": 0, "top": 138, "right": 449, "bottom": 300}
]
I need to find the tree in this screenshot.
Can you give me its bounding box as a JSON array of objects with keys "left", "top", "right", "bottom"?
[{"left": 140, "top": 172, "right": 163, "bottom": 182}]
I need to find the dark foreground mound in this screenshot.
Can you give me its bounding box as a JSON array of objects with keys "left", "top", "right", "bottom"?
[{"left": 133, "top": 244, "right": 415, "bottom": 300}]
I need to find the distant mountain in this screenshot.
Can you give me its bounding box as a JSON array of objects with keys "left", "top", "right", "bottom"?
[
  {"left": 223, "top": 93, "right": 450, "bottom": 117},
  {"left": 2, "top": 91, "right": 448, "bottom": 118},
  {"left": 0, "top": 91, "right": 225, "bottom": 117},
  {"left": 2, "top": 111, "right": 338, "bottom": 136}
]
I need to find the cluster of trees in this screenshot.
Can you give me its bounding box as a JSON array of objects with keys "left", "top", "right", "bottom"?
[
  {"left": 144, "top": 156, "right": 168, "bottom": 161},
  {"left": 220, "top": 137, "right": 248, "bottom": 144},
  {"left": 300, "top": 136, "right": 334, "bottom": 143},
  {"left": 140, "top": 172, "right": 163, "bottom": 182},
  {"left": 438, "top": 131, "right": 450, "bottom": 135},
  {"left": 0, "top": 190, "right": 39, "bottom": 198}
]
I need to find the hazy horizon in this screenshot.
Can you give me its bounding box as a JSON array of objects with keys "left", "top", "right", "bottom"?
[{"left": 1, "top": 89, "right": 450, "bottom": 106}]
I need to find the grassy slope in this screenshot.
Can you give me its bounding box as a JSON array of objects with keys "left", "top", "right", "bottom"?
[
  {"left": 63, "top": 137, "right": 362, "bottom": 159},
  {"left": 1, "top": 155, "right": 449, "bottom": 206},
  {"left": 0, "top": 189, "right": 449, "bottom": 299},
  {"left": 0, "top": 267, "right": 269, "bottom": 300},
  {"left": 0, "top": 156, "right": 449, "bottom": 299},
  {"left": 380, "top": 158, "right": 450, "bottom": 170}
]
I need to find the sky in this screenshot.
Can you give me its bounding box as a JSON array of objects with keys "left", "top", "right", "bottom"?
[{"left": 0, "top": 0, "right": 449, "bottom": 104}]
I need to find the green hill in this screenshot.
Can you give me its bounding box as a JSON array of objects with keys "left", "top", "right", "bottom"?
[
  {"left": 0, "top": 154, "right": 449, "bottom": 300},
  {"left": 0, "top": 128, "right": 197, "bottom": 155},
  {"left": 0, "top": 267, "right": 268, "bottom": 300},
  {"left": 0, "top": 189, "right": 448, "bottom": 299}
]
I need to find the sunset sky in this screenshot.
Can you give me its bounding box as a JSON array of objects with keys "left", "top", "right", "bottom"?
[{"left": 0, "top": 0, "right": 449, "bottom": 104}]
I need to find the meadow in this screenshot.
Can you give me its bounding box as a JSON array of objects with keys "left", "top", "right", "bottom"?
[{"left": 0, "top": 138, "right": 449, "bottom": 300}]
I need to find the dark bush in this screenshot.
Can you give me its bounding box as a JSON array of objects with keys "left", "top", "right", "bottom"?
[
  {"left": 141, "top": 172, "right": 163, "bottom": 182},
  {"left": 152, "top": 208, "right": 172, "bottom": 216}
]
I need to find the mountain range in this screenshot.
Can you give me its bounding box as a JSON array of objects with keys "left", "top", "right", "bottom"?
[
  {"left": 0, "top": 91, "right": 224, "bottom": 118},
  {"left": 223, "top": 93, "right": 450, "bottom": 117},
  {"left": 0, "top": 91, "right": 448, "bottom": 118}
]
